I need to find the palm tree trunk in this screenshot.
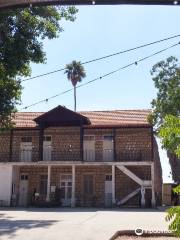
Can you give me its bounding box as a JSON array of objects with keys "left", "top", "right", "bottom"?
[{"left": 74, "top": 86, "right": 76, "bottom": 111}]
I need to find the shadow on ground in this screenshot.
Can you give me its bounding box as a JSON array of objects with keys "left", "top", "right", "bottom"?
[{"left": 0, "top": 213, "right": 58, "bottom": 237}]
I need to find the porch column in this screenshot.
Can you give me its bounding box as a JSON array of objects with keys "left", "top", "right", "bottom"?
[
  {"left": 71, "top": 165, "right": 76, "bottom": 207},
  {"left": 151, "top": 163, "right": 156, "bottom": 207},
  {"left": 112, "top": 165, "right": 116, "bottom": 205},
  {"left": 141, "top": 186, "right": 145, "bottom": 207},
  {"left": 46, "top": 165, "right": 51, "bottom": 202}
]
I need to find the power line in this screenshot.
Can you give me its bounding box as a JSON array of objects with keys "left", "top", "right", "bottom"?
[
  {"left": 20, "top": 41, "right": 180, "bottom": 110},
  {"left": 21, "top": 34, "right": 180, "bottom": 82}
]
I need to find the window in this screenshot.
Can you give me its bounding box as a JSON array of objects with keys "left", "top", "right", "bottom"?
[
  {"left": 103, "top": 136, "right": 113, "bottom": 141},
  {"left": 21, "top": 137, "right": 32, "bottom": 142},
  {"left": 84, "top": 135, "right": 95, "bottom": 141},
  {"left": 39, "top": 175, "right": 47, "bottom": 195},
  {"left": 43, "top": 136, "right": 52, "bottom": 142},
  {"left": 83, "top": 175, "right": 94, "bottom": 195},
  {"left": 20, "top": 174, "right": 28, "bottom": 180},
  {"left": 105, "top": 175, "right": 112, "bottom": 181}
]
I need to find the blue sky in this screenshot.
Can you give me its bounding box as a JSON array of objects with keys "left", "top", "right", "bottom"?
[{"left": 20, "top": 5, "right": 180, "bottom": 182}]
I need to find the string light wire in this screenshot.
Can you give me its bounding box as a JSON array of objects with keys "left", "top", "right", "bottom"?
[
  {"left": 20, "top": 41, "right": 180, "bottom": 110},
  {"left": 21, "top": 34, "right": 180, "bottom": 82}
]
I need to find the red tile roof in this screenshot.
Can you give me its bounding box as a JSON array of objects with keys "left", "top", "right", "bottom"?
[{"left": 12, "top": 109, "right": 151, "bottom": 128}]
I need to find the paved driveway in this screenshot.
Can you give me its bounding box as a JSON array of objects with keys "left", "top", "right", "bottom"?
[{"left": 0, "top": 208, "right": 169, "bottom": 240}]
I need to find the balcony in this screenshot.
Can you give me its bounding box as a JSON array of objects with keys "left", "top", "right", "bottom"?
[{"left": 1, "top": 148, "right": 152, "bottom": 163}]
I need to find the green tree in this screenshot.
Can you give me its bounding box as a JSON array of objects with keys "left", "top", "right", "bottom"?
[
  {"left": 149, "top": 56, "right": 180, "bottom": 128},
  {"left": 159, "top": 115, "right": 180, "bottom": 158},
  {"left": 149, "top": 56, "right": 180, "bottom": 183},
  {"left": 64, "top": 60, "right": 86, "bottom": 111},
  {"left": 0, "top": 6, "right": 78, "bottom": 128},
  {"left": 166, "top": 184, "right": 180, "bottom": 237},
  {"left": 150, "top": 57, "right": 180, "bottom": 237}
]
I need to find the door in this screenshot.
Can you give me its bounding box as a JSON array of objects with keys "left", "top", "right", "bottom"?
[
  {"left": 43, "top": 136, "right": 52, "bottom": 161},
  {"left": 60, "top": 175, "right": 72, "bottom": 206},
  {"left": 103, "top": 136, "right": 114, "bottom": 161},
  {"left": 83, "top": 135, "right": 95, "bottom": 161},
  {"left": 19, "top": 174, "right": 28, "bottom": 207},
  {"left": 105, "top": 175, "right": 112, "bottom": 207},
  {"left": 20, "top": 138, "right": 32, "bottom": 162}
]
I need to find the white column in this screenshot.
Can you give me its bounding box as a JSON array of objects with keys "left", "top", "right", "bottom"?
[
  {"left": 112, "top": 165, "right": 116, "bottom": 205},
  {"left": 141, "top": 186, "right": 145, "bottom": 207},
  {"left": 71, "top": 165, "right": 75, "bottom": 207},
  {"left": 151, "top": 163, "right": 156, "bottom": 207},
  {"left": 46, "top": 165, "right": 51, "bottom": 202}
]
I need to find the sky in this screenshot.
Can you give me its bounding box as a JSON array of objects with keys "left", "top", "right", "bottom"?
[{"left": 19, "top": 4, "right": 180, "bottom": 183}]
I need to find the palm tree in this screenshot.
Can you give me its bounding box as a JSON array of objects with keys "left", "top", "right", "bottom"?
[{"left": 64, "top": 60, "right": 86, "bottom": 111}]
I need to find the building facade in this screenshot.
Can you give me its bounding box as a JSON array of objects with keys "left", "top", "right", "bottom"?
[{"left": 0, "top": 106, "right": 162, "bottom": 207}]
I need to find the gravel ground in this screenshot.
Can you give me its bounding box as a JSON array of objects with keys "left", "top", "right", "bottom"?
[{"left": 116, "top": 236, "right": 178, "bottom": 240}]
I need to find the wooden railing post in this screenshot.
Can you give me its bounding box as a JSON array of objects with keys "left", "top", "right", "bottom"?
[
  {"left": 80, "top": 125, "right": 84, "bottom": 161},
  {"left": 113, "top": 128, "right": 116, "bottom": 161},
  {"left": 38, "top": 127, "right": 44, "bottom": 161}
]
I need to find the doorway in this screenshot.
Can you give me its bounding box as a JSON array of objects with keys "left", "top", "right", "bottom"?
[
  {"left": 60, "top": 174, "right": 72, "bottom": 206},
  {"left": 19, "top": 174, "right": 28, "bottom": 206},
  {"left": 105, "top": 175, "right": 112, "bottom": 207}
]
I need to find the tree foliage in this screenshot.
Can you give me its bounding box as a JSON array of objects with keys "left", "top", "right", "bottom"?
[
  {"left": 149, "top": 56, "right": 180, "bottom": 181},
  {"left": 150, "top": 57, "right": 180, "bottom": 237},
  {"left": 159, "top": 115, "right": 180, "bottom": 158},
  {"left": 166, "top": 204, "right": 180, "bottom": 237},
  {"left": 0, "top": 5, "right": 78, "bottom": 128},
  {"left": 149, "top": 56, "right": 180, "bottom": 129},
  {"left": 166, "top": 185, "right": 180, "bottom": 238}
]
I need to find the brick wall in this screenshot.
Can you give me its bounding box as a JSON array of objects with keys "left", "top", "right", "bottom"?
[
  {"left": 115, "top": 128, "right": 152, "bottom": 161},
  {"left": 0, "top": 131, "right": 10, "bottom": 162},
  {"left": 44, "top": 127, "right": 81, "bottom": 161},
  {"left": 17, "top": 165, "right": 152, "bottom": 207},
  {"left": 0, "top": 126, "right": 152, "bottom": 162}
]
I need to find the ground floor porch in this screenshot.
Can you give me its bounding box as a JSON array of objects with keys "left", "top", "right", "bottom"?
[{"left": 4, "top": 161, "right": 159, "bottom": 208}]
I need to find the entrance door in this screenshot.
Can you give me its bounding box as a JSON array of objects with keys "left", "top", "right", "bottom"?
[
  {"left": 20, "top": 142, "right": 32, "bottom": 162},
  {"left": 43, "top": 136, "right": 52, "bottom": 161},
  {"left": 19, "top": 174, "right": 28, "bottom": 206},
  {"left": 105, "top": 175, "right": 112, "bottom": 207},
  {"left": 103, "top": 136, "right": 114, "bottom": 161},
  {"left": 83, "top": 135, "right": 95, "bottom": 161},
  {"left": 60, "top": 174, "right": 72, "bottom": 206}
]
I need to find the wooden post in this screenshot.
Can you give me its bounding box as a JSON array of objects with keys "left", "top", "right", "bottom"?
[
  {"left": 112, "top": 165, "right": 116, "bottom": 205},
  {"left": 71, "top": 165, "right": 76, "bottom": 207},
  {"left": 80, "top": 125, "right": 84, "bottom": 161},
  {"left": 141, "top": 186, "right": 145, "bottom": 207},
  {"left": 151, "top": 127, "right": 154, "bottom": 162},
  {"left": 46, "top": 165, "right": 51, "bottom": 202},
  {"left": 39, "top": 127, "right": 44, "bottom": 161},
  {"left": 113, "top": 128, "right": 116, "bottom": 161}
]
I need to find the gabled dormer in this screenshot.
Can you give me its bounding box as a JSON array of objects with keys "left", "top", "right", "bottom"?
[{"left": 34, "top": 105, "right": 91, "bottom": 128}]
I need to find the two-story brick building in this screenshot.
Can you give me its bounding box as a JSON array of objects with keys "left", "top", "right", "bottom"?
[{"left": 0, "top": 105, "right": 162, "bottom": 207}]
